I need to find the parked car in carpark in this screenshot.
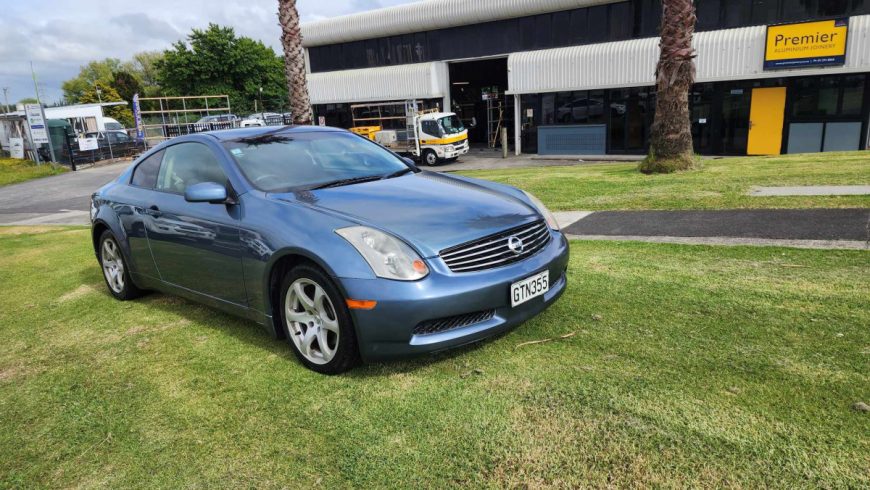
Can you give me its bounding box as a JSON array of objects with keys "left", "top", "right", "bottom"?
[
  {"left": 196, "top": 114, "right": 239, "bottom": 124},
  {"left": 85, "top": 130, "right": 133, "bottom": 145},
  {"left": 239, "top": 117, "right": 266, "bottom": 128},
  {"left": 90, "top": 126, "right": 568, "bottom": 374},
  {"left": 248, "top": 112, "right": 282, "bottom": 121}
]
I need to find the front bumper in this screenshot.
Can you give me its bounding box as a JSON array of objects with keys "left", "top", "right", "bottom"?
[
  {"left": 439, "top": 140, "right": 470, "bottom": 159},
  {"left": 338, "top": 231, "right": 570, "bottom": 362}
]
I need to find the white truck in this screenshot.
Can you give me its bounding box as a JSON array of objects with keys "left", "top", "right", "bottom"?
[{"left": 350, "top": 100, "right": 469, "bottom": 166}]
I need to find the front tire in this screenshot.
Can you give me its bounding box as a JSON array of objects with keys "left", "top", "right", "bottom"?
[
  {"left": 280, "top": 264, "right": 359, "bottom": 374},
  {"left": 422, "top": 149, "right": 439, "bottom": 166},
  {"left": 98, "top": 230, "right": 142, "bottom": 301}
]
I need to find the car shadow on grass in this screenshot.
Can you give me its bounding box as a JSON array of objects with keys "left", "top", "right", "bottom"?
[{"left": 92, "top": 278, "right": 498, "bottom": 377}]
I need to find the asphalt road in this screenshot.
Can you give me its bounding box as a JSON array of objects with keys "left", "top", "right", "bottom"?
[
  {"left": 3, "top": 161, "right": 869, "bottom": 247},
  {"left": 0, "top": 154, "right": 588, "bottom": 225},
  {"left": 564, "top": 209, "right": 870, "bottom": 242},
  {"left": 0, "top": 161, "right": 130, "bottom": 225}
]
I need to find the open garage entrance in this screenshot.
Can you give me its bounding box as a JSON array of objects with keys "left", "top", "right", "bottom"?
[{"left": 448, "top": 58, "right": 512, "bottom": 150}]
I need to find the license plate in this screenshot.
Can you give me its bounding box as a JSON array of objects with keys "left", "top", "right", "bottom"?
[{"left": 510, "top": 271, "right": 549, "bottom": 307}]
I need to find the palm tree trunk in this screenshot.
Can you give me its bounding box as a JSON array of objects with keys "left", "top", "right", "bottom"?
[
  {"left": 645, "top": 0, "right": 697, "bottom": 173},
  {"left": 278, "top": 0, "right": 312, "bottom": 125}
]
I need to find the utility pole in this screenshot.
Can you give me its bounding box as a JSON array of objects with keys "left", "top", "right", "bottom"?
[
  {"left": 1, "top": 87, "right": 9, "bottom": 113},
  {"left": 31, "top": 61, "right": 57, "bottom": 163},
  {"left": 94, "top": 82, "right": 115, "bottom": 161}
]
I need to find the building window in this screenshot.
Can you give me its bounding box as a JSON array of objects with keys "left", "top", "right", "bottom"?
[
  {"left": 791, "top": 75, "right": 867, "bottom": 119},
  {"left": 840, "top": 75, "right": 866, "bottom": 116}
]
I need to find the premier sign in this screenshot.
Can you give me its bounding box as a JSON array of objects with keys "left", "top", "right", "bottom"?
[{"left": 764, "top": 18, "right": 849, "bottom": 70}]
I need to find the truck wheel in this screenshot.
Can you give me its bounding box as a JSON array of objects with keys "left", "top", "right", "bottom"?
[{"left": 422, "top": 149, "right": 439, "bottom": 166}]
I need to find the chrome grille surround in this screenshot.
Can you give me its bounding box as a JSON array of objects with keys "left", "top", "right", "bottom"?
[
  {"left": 440, "top": 220, "right": 551, "bottom": 273},
  {"left": 413, "top": 309, "right": 496, "bottom": 336}
]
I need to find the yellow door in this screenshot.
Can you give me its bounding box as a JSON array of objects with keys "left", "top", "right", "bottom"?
[{"left": 747, "top": 87, "right": 787, "bottom": 155}]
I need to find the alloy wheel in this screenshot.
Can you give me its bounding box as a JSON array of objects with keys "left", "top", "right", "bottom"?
[
  {"left": 284, "top": 278, "right": 340, "bottom": 365},
  {"left": 101, "top": 238, "right": 125, "bottom": 294}
]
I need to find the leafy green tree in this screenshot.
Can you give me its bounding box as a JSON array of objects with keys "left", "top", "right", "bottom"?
[
  {"left": 79, "top": 82, "right": 134, "bottom": 127},
  {"left": 157, "top": 24, "right": 288, "bottom": 114},
  {"left": 124, "top": 51, "right": 164, "bottom": 97},
  {"left": 112, "top": 70, "right": 143, "bottom": 104},
  {"left": 17, "top": 97, "right": 39, "bottom": 105},
  {"left": 61, "top": 59, "right": 123, "bottom": 103}
]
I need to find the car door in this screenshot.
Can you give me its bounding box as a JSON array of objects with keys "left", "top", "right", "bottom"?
[
  {"left": 120, "top": 149, "right": 165, "bottom": 281},
  {"left": 144, "top": 141, "right": 247, "bottom": 305}
]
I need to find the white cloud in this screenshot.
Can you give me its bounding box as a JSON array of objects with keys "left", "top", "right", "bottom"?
[{"left": 0, "top": 0, "right": 416, "bottom": 104}]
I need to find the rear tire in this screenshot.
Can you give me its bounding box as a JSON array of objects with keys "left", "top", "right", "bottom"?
[
  {"left": 98, "top": 230, "right": 142, "bottom": 301},
  {"left": 422, "top": 149, "right": 439, "bottom": 166},
  {"left": 280, "top": 263, "right": 359, "bottom": 374}
]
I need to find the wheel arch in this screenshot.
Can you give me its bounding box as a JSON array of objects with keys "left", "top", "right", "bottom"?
[
  {"left": 264, "top": 249, "right": 348, "bottom": 340},
  {"left": 91, "top": 220, "right": 111, "bottom": 255}
]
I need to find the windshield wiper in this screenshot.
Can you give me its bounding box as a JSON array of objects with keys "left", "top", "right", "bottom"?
[
  {"left": 381, "top": 168, "right": 413, "bottom": 180},
  {"left": 309, "top": 175, "right": 383, "bottom": 190}
]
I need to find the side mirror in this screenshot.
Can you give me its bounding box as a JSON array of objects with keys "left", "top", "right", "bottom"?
[
  {"left": 403, "top": 157, "right": 416, "bottom": 166},
  {"left": 185, "top": 182, "right": 228, "bottom": 204}
]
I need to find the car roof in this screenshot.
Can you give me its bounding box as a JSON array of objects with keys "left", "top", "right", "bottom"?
[{"left": 202, "top": 125, "right": 346, "bottom": 141}]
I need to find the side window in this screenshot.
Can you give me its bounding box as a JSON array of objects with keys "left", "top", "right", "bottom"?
[
  {"left": 130, "top": 150, "right": 164, "bottom": 189},
  {"left": 156, "top": 143, "right": 227, "bottom": 194},
  {"left": 421, "top": 120, "right": 441, "bottom": 137}
]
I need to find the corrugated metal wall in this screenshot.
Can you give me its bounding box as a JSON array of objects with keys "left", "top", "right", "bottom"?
[
  {"left": 308, "top": 62, "right": 450, "bottom": 105},
  {"left": 509, "top": 15, "right": 870, "bottom": 94},
  {"left": 302, "top": 0, "right": 617, "bottom": 47}
]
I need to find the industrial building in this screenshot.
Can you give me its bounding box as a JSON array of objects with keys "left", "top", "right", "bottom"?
[{"left": 302, "top": 0, "right": 870, "bottom": 156}]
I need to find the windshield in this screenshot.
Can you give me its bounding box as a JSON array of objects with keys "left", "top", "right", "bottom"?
[
  {"left": 438, "top": 115, "right": 465, "bottom": 135},
  {"left": 105, "top": 122, "right": 123, "bottom": 130},
  {"left": 223, "top": 131, "right": 411, "bottom": 192}
]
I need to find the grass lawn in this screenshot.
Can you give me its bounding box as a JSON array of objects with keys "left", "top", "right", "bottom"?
[
  {"left": 461, "top": 151, "right": 870, "bottom": 210},
  {"left": 0, "top": 226, "right": 867, "bottom": 487},
  {"left": 0, "top": 158, "right": 67, "bottom": 187}
]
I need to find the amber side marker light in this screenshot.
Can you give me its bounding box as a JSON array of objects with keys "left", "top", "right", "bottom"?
[{"left": 346, "top": 299, "right": 377, "bottom": 310}]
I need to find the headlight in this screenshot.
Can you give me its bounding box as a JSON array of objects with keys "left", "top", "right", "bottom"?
[
  {"left": 522, "top": 190, "right": 560, "bottom": 231},
  {"left": 336, "top": 226, "right": 429, "bottom": 281}
]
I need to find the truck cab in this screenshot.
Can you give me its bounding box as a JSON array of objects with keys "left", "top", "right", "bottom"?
[{"left": 416, "top": 112, "right": 470, "bottom": 165}]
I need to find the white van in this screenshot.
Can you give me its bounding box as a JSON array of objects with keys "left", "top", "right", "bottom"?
[{"left": 103, "top": 117, "right": 125, "bottom": 131}]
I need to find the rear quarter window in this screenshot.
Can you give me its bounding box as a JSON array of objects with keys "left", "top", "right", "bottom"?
[{"left": 131, "top": 150, "right": 164, "bottom": 188}]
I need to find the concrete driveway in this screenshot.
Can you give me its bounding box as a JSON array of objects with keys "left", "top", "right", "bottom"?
[
  {"left": 0, "top": 153, "right": 589, "bottom": 226},
  {"left": 0, "top": 161, "right": 130, "bottom": 225}
]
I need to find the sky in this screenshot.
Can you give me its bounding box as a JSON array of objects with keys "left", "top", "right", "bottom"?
[{"left": 0, "top": 0, "right": 417, "bottom": 106}]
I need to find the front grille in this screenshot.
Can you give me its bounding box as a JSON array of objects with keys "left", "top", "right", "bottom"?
[
  {"left": 413, "top": 309, "right": 495, "bottom": 336},
  {"left": 440, "top": 220, "right": 551, "bottom": 273}
]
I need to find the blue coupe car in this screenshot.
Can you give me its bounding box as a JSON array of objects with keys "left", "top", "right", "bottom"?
[{"left": 91, "top": 126, "right": 568, "bottom": 374}]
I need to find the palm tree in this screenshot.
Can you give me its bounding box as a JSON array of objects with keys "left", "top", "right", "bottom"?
[
  {"left": 642, "top": 0, "right": 697, "bottom": 174},
  {"left": 278, "top": 0, "right": 312, "bottom": 124}
]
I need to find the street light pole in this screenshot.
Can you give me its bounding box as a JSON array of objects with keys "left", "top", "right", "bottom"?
[{"left": 94, "top": 83, "right": 115, "bottom": 161}]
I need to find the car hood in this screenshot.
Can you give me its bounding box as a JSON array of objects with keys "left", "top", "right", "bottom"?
[{"left": 273, "top": 172, "right": 538, "bottom": 257}]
